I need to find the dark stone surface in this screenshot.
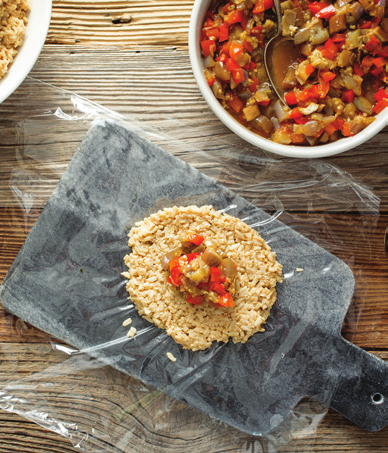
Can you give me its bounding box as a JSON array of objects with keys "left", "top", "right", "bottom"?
[{"left": 0, "top": 120, "right": 386, "bottom": 435}]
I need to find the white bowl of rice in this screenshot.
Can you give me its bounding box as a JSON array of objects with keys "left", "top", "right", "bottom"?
[{"left": 0, "top": 0, "right": 52, "bottom": 104}]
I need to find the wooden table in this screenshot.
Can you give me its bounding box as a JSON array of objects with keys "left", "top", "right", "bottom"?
[{"left": 0, "top": 1, "right": 386, "bottom": 451}]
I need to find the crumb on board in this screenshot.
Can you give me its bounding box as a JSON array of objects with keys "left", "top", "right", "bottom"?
[
  {"left": 126, "top": 327, "right": 137, "bottom": 338},
  {"left": 166, "top": 352, "right": 177, "bottom": 362},
  {"left": 122, "top": 317, "right": 132, "bottom": 327},
  {"left": 296, "top": 268, "right": 304, "bottom": 272}
]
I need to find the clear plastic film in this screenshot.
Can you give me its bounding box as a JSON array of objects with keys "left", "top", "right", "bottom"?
[{"left": 0, "top": 77, "right": 381, "bottom": 452}]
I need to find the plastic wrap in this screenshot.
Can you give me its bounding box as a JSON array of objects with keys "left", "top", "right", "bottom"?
[{"left": 0, "top": 78, "right": 381, "bottom": 452}]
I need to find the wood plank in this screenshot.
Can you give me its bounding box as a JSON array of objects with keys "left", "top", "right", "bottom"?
[{"left": 48, "top": 0, "right": 195, "bottom": 46}]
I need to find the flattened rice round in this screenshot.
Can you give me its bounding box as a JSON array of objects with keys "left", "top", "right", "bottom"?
[{"left": 123, "top": 205, "right": 283, "bottom": 351}]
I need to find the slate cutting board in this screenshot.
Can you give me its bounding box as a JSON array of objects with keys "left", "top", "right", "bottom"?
[{"left": 0, "top": 119, "right": 386, "bottom": 436}]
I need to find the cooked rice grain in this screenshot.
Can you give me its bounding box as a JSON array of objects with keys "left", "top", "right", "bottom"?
[
  {"left": 124, "top": 206, "right": 283, "bottom": 351},
  {"left": 0, "top": 0, "right": 30, "bottom": 79}
]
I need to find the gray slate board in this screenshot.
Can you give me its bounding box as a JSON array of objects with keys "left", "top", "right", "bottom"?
[{"left": 0, "top": 120, "right": 386, "bottom": 435}]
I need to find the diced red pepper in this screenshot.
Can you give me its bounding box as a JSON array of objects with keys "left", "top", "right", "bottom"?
[
  {"left": 284, "top": 91, "right": 298, "bottom": 105},
  {"left": 320, "top": 70, "right": 336, "bottom": 82},
  {"left": 341, "top": 90, "right": 354, "bottom": 104},
  {"left": 324, "top": 122, "right": 337, "bottom": 136},
  {"left": 253, "top": 0, "right": 274, "bottom": 14},
  {"left": 203, "top": 18, "right": 214, "bottom": 28},
  {"left": 187, "top": 295, "right": 205, "bottom": 305},
  {"left": 216, "top": 53, "right": 228, "bottom": 63},
  {"left": 249, "top": 76, "right": 259, "bottom": 92},
  {"left": 185, "top": 253, "right": 201, "bottom": 263},
  {"left": 308, "top": 1, "right": 328, "bottom": 15},
  {"left": 353, "top": 64, "right": 364, "bottom": 76},
  {"left": 243, "top": 39, "right": 254, "bottom": 53},
  {"left": 201, "top": 40, "right": 217, "bottom": 57},
  {"left": 298, "top": 88, "right": 318, "bottom": 101},
  {"left": 249, "top": 61, "right": 257, "bottom": 71},
  {"left": 316, "top": 4, "right": 336, "bottom": 19},
  {"left": 224, "top": 10, "right": 243, "bottom": 25},
  {"left": 372, "top": 98, "right": 388, "bottom": 114},
  {"left": 370, "top": 66, "right": 384, "bottom": 78},
  {"left": 332, "top": 117, "right": 344, "bottom": 131},
  {"left": 362, "top": 55, "right": 374, "bottom": 68},
  {"left": 168, "top": 266, "right": 182, "bottom": 287},
  {"left": 294, "top": 116, "right": 310, "bottom": 124},
  {"left": 212, "top": 282, "right": 226, "bottom": 295},
  {"left": 365, "top": 37, "right": 381, "bottom": 53},
  {"left": 222, "top": 2, "right": 232, "bottom": 14},
  {"left": 226, "top": 58, "right": 241, "bottom": 71},
  {"left": 240, "top": 11, "right": 249, "bottom": 30},
  {"left": 229, "top": 42, "right": 244, "bottom": 61},
  {"left": 218, "top": 293, "right": 235, "bottom": 307},
  {"left": 305, "top": 64, "right": 316, "bottom": 76},
  {"left": 374, "top": 88, "right": 388, "bottom": 101},
  {"left": 226, "top": 92, "right": 244, "bottom": 113},
  {"left": 372, "top": 57, "right": 387, "bottom": 68},
  {"left": 258, "top": 99, "right": 270, "bottom": 107},
  {"left": 206, "top": 75, "right": 216, "bottom": 86},
  {"left": 205, "top": 27, "right": 220, "bottom": 40},
  {"left": 232, "top": 68, "right": 245, "bottom": 84},
  {"left": 219, "top": 23, "right": 229, "bottom": 42},
  {"left": 359, "top": 20, "right": 372, "bottom": 29},
  {"left": 210, "top": 266, "right": 221, "bottom": 283},
  {"left": 342, "top": 122, "right": 354, "bottom": 137},
  {"left": 377, "top": 46, "right": 388, "bottom": 58},
  {"left": 371, "top": 17, "right": 381, "bottom": 26},
  {"left": 188, "top": 234, "right": 204, "bottom": 246},
  {"left": 322, "top": 38, "right": 338, "bottom": 60},
  {"left": 250, "top": 26, "right": 263, "bottom": 36},
  {"left": 331, "top": 33, "right": 345, "bottom": 43},
  {"left": 289, "top": 108, "right": 304, "bottom": 119},
  {"left": 341, "top": 89, "right": 354, "bottom": 103}
]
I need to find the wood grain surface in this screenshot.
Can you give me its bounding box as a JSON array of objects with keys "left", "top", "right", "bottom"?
[{"left": 0, "top": 0, "right": 386, "bottom": 452}]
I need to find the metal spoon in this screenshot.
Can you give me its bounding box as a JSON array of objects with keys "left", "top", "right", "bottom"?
[{"left": 263, "top": 0, "right": 300, "bottom": 105}]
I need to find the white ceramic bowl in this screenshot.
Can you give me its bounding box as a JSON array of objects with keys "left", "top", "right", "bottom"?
[
  {"left": 189, "top": 0, "right": 388, "bottom": 158},
  {"left": 0, "top": 0, "right": 52, "bottom": 104}
]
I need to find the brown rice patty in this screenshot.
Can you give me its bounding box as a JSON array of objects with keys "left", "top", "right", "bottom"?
[{"left": 123, "top": 205, "right": 283, "bottom": 351}]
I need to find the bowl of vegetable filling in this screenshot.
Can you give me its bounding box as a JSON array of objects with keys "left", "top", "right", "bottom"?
[{"left": 189, "top": 0, "right": 388, "bottom": 158}]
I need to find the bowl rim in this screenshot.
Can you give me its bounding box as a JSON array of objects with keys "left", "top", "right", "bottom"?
[
  {"left": 0, "top": 0, "right": 53, "bottom": 105},
  {"left": 188, "top": 0, "right": 388, "bottom": 158}
]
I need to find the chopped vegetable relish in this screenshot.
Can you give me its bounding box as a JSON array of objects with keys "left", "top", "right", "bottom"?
[
  {"left": 161, "top": 233, "right": 237, "bottom": 308},
  {"left": 201, "top": 0, "right": 387, "bottom": 145}
]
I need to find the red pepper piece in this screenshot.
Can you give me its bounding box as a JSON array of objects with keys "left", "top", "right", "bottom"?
[
  {"left": 205, "top": 27, "right": 219, "bottom": 40},
  {"left": 243, "top": 39, "right": 254, "bottom": 53},
  {"left": 342, "top": 122, "right": 354, "bottom": 137},
  {"left": 169, "top": 266, "right": 182, "bottom": 287},
  {"left": 210, "top": 267, "right": 221, "bottom": 282},
  {"left": 224, "top": 10, "right": 243, "bottom": 25},
  {"left": 365, "top": 37, "right": 381, "bottom": 53},
  {"left": 250, "top": 26, "right": 263, "bottom": 36},
  {"left": 324, "top": 122, "right": 337, "bottom": 136},
  {"left": 370, "top": 66, "right": 384, "bottom": 78},
  {"left": 362, "top": 55, "right": 374, "bottom": 68},
  {"left": 185, "top": 252, "right": 201, "bottom": 263},
  {"left": 249, "top": 61, "right": 257, "bottom": 70},
  {"left": 377, "top": 46, "right": 388, "bottom": 58},
  {"left": 258, "top": 99, "right": 270, "bottom": 107},
  {"left": 372, "top": 57, "right": 387, "bottom": 68},
  {"left": 341, "top": 89, "right": 355, "bottom": 103},
  {"left": 372, "top": 98, "right": 388, "bottom": 114},
  {"left": 353, "top": 64, "right": 364, "bottom": 76},
  {"left": 222, "top": 2, "right": 232, "bottom": 14},
  {"left": 188, "top": 234, "right": 204, "bottom": 246},
  {"left": 187, "top": 295, "right": 205, "bottom": 305},
  {"left": 332, "top": 117, "right": 344, "bottom": 131},
  {"left": 219, "top": 23, "right": 229, "bottom": 42},
  {"left": 226, "top": 58, "right": 241, "bottom": 71},
  {"left": 229, "top": 42, "right": 244, "bottom": 61},
  {"left": 308, "top": 1, "right": 328, "bottom": 15},
  {"left": 316, "top": 4, "right": 336, "bottom": 19},
  {"left": 253, "top": 0, "right": 274, "bottom": 14},
  {"left": 212, "top": 282, "right": 226, "bottom": 295},
  {"left": 374, "top": 88, "right": 388, "bottom": 101},
  {"left": 201, "top": 40, "right": 217, "bottom": 57},
  {"left": 218, "top": 293, "right": 235, "bottom": 307},
  {"left": 322, "top": 38, "right": 338, "bottom": 60},
  {"left": 226, "top": 92, "right": 244, "bottom": 113},
  {"left": 232, "top": 68, "right": 245, "bottom": 84},
  {"left": 249, "top": 76, "right": 259, "bottom": 92},
  {"left": 359, "top": 20, "right": 372, "bottom": 29},
  {"left": 289, "top": 108, "right": 304, "bottom": 119},
  {"left": 331, "top": 33, "right": 345, "bottom": 42},
  {"left": 294, "top": 116, "right": 310, "bottom": 124},
  {"left": 206, "top": 75, "right": 216, "bottom": 86},
  {"left": 284, "top": 91, "right": 298, "bottom": 105},
  {"left": 320, "top": 69, "right": 336, "bottom": 82}
]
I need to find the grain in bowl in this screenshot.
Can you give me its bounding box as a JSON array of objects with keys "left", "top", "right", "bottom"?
[
  {"left": 0, "top": 0, "right": 30, "bottom": 79},
  {"left": 123, "top": 205, "right": 283, "bottom": 351}
]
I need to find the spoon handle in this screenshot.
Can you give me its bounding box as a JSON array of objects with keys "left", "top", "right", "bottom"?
[{"left": 273, "top": 0, "right": 283, "bottom": 38}]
